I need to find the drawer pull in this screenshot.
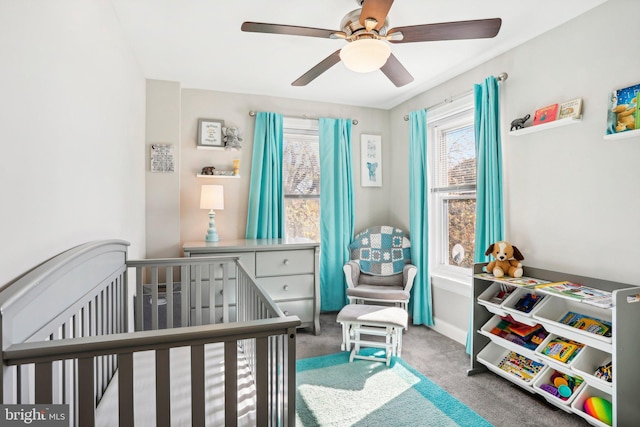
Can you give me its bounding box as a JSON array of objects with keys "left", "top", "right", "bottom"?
[
  {"left": 283, "top": 259, "right": 290, "bottom": 265},
  {"left": 283, "top": 285, "right": 289, "bottom": 291}
]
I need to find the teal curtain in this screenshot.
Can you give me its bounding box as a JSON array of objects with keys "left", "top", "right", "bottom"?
[
  {"left": 319, "top": 118, "right": 354, "bottom": 312},
  {"left": 408, "top": 109, "right": 433, "bottom": 326},
  {"left": 245, "top": 112, "right": 284, "bottom": 239},
  {"left": 466, "top": 76, "right": 504, "bottom": 353}
]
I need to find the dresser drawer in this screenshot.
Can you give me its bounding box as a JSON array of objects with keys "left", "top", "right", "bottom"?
[
  {"left": 255, "top": 249, "right": 315, "bottom": 277},
  {"left": 189, "top": 252, "right": 255, "bottom": 277},
  {"left": 257, "top": 274, "right": 314, "bottom": 300},
  {"left": 277, "top": 299, "right": 314, "bottom": 323}
]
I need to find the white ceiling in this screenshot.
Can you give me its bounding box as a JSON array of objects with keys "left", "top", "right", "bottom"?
[{"left": 111, "top": 0, "right": 607, "bottom": 110}]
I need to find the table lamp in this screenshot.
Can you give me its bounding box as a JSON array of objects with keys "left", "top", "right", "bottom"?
[{"left": 200, "top": 185, "right": 224, "bottom": 242}]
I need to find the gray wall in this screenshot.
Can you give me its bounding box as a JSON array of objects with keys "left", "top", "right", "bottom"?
[
  {"left": 390, "top": 0, "right": 640, "bottom": 341},
  {"left": 0, "top": 0, "right": 146, "bottom": 288}
]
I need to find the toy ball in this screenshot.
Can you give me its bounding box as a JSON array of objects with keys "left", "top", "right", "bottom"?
[{"left": 583, "top": 396, "right": 613, "bottom": 426}]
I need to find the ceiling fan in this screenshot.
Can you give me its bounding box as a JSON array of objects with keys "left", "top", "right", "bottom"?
[{"left": 241, "top": 0, "right": 501, "bottom": 87}]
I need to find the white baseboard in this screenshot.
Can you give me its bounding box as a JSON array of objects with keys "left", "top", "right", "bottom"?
[{"left": 430, "top": 316, "right": 468, "bottom": 345}]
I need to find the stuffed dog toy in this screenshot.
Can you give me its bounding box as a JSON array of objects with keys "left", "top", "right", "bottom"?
[{"left": 485, "top": 241, "right": 524, "bottom": 278}]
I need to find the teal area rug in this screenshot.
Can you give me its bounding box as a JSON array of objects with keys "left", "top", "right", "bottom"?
[{"left": 296, "top": 351, "right": 492, "bottom": 427}]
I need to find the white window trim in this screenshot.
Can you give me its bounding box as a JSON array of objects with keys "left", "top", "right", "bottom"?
[{"left": 427, "top": 94, "right": 475, "bottom": 284}]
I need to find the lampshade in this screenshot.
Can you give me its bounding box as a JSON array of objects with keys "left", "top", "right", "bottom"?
[
  {"left": 339, "top": 39, "right": 392, "bottom": 73},
  {"left": 200, "top": 185, "right": 224, "bottom": 210}
]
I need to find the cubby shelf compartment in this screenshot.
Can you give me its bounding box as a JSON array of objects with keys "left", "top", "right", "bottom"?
[
  {"left": 603, "top": 128, "right": 640, "bottom": 140},
  {"left": 476, "top": 342, "right": 546, "bottom": 390},
  {"left": 509, "top": 116, "right": 582, "bottom": 136},
  {"left": 570, "top": 385, "right": 613, "bottom": 427},
  {"left": 533, "top": 367, "right": 586, "bottom": 410}
]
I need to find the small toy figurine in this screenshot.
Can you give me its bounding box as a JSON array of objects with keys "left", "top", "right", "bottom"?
[
  {"left": 510, "top": 114, "right": 531, "bottom": 130},
  {"left": 222, "top": 126, "right": 243, "bottom": 149},
  {"left": 201, "top": 166, "right": 215, "bottom": 175}
]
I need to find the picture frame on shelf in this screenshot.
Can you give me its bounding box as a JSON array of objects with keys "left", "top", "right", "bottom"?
[
  {"left": 197, "top": 118, "right": 225, "bottom": 147},
  {"left": 557, "top": 98, "right": 582, "bottom": 120},
  {"left": 360, "top": 134, "right": 382, "bottom": 187},
  {"left": 605, "top": 82, "right": 640, "bottom": 135}
]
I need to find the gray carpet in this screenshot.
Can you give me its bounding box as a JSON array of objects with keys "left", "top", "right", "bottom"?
[{"left": 297, "top": 314, "right": 590, "bottom": 427}]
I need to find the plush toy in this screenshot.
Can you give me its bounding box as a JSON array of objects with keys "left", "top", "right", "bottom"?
[{"left": 485, "top": 241, "right": 524, "bottom": 278}]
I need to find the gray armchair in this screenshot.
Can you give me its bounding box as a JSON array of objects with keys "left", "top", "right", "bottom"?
[{"left": 343, "top": 226, "right": 417, "bottom": 311}]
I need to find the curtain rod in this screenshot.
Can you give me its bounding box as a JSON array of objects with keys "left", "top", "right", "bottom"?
[
  {"left": 403, "top": 72, "right": 508, "bottom": 121},
  {"left": 248, "top": 111, "right": 358, "bottom": 125}
]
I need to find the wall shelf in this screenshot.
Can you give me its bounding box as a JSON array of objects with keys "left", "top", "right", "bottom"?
[
  {"left": 603, "top": 129, "right": 640, "bottom": 140},
  {"left": 197, "top": 146, "right": 241, "bottom": 151},
  {"left": 196, "top": 174, "right": 240, "bottom": 179},
  {"left": 509, "top": 116, "right": 582, "bottom": 136}
]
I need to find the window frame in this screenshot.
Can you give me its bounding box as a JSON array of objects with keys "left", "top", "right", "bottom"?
[
  {"left": 427, "top": 95, "right": 476, "bottom": 281},
  {"left": 282, "top": 117, "right": 321, "bottom": 241}
]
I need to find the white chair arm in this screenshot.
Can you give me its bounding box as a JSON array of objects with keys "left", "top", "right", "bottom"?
[
  {"left": 402, "top": 264, "right": 417, "bottom": 294},
  {"left": 343, "top": 261, "right": 361, "bottom": 289}
]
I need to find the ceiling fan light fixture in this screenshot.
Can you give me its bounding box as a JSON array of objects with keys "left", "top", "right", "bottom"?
[{"left": 339, "top": 38, "right": 391, "bottom": 73}]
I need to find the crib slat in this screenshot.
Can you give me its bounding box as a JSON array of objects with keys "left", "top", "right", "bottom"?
[
  {"left": 208, "top": 264, "right": 215, "bottom": 325},
  {"left": 156, "top": 349, "right": 171, "bottom": 427},
  {"left": 166, "top": 266, "right": 173, "bottom": 329},
  {"left": 194, "top": 265, "right": 202, "bottom": 326},
  {"left": 180, "top": 265, "right": 189, "bottom": 327},
  {"left": 191, "top": 344, "right": 205, "bottom": 426},
  {"left": 118, "top": 353, "right": 134, "bottom": 426},
  {"left": 35, "top": 362, "right": 52, "bottom": 403},
  {"left": 222, "top": 262, "right": 229, "bottom": 324},
  {"left": 255, "top": 336, "right": 269, "bottom": 422},
  {"left": 78, "top": 357, "right": 95, "bottom": 427},
  {"left": 136, "top": 268, "right": 143, "bottom": 331},
  {"left": 151, "top": 267, "right": 159, "bottom": 330},
  {"left": 224, "top": 341, "right": 238, "bottom": 427}
]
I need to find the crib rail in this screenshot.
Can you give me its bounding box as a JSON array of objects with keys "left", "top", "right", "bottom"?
[
  {"left": 1, "top": 242, "right": 300, "bottom": 426},
  {"left": 4, "top": 318, "right": 299, "bottom": 426}
]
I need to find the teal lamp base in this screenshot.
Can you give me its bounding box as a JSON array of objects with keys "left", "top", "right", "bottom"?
[{"left": 205, "top": 210, "right": 219, "bottom": 242}]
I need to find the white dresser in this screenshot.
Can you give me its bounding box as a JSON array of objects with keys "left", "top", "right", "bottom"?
[{"left": 183, "top": 238, "right": 320, "bottom": 334}]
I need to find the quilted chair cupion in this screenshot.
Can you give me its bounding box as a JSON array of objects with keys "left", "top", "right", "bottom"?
[{"left": 343, "top": 226, "right": 417, "bottom": 311}]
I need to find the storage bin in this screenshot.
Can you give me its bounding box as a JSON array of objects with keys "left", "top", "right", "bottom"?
[
  {"left": 571, "top": 346, "right": 613, "bottom": 393},
  {"left": 477, "top": 281, "right": 514, "bottom": 317},
  {"left": 570, "top": 385, "right": 613, "bottom": 427},
  {"left": 477, "top": 342, "right": 546, "bottom": 389},
  {"left": 535, "top": 333, "right": 585, "bottom": 372},
  {"left": 531, "top": 297, "right": 612, "bottom": 351},
  {"left": 533, "top": 367, "right": 585, "bottom": 410},
  {"left": 501, "top": 287, "right": 547, "bottom": 325},
  {"left": 479, "top": 315, "right": 546, "bottom": 360}
]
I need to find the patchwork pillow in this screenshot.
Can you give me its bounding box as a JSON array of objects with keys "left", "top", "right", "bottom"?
[{"left": 348, "top": 226, "right": 411, "bottom": 276}]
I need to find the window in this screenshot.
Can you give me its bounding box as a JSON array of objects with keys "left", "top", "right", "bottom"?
[
  {"left": 282, "top": 118, "right": 320, "bottom": 241},
  {"left": 429, "top": 98, "right": 476, "bottom": 275}
]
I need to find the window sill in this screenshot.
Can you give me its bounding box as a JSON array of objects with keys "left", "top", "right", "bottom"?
[{"left": 430, "top": 269, "right": 472, "bottom": 298}]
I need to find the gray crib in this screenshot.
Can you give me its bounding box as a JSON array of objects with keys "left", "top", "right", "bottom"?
[{"left": 0, "top": 240, "right": 299, "bottom": 426}]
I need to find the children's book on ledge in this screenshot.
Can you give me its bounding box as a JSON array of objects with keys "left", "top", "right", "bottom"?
[{"left": 534, "top": 281, "right": 613, "bottom": 308}]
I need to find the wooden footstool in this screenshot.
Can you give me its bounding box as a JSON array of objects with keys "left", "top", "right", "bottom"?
[{"left": 337, "top": 304, "right": 408, "bottom": 366}]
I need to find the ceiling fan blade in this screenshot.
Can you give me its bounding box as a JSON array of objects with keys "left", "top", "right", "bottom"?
[
  {"left": 388, "top": 18, "right": 502, "bottom": 43},
  {"left": 359, "top": 0, "right": 394, "bottom": 30},
  {"left": 380, "top": 53, "right": 414, "bottom": 87},
  {"left": 292, "top": 50, "right": 342, "bottom": 86},
  {"left": 241, "top": 22, "right": 336, "bottom": 39}
]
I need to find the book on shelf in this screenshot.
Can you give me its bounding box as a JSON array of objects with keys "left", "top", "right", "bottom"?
[
  {"left": 534, "top": 281, "right": 613, "bottom": 308},
  {"left": 605, "top": 82, "right": 640, "bottom": 135},
  {"left": 533, "top": 103, "right": 559, "bottom": 125},
  {"left": 475, "top": 272, "right": 550, "bottom": 287},
  {"left": 559, "top": 311, "right": 612, "bottom": 337},
  {"left": 557, "top": 98, "right": 582, "bottom": 120}
]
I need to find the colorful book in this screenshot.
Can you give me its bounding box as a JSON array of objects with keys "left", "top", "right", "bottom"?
[
  {"left": 533, "top": 104, "right": 559, "bottom": 125},
  {"left": 557, "top": 98, "right": 582, "bottom": 120},
  {"left": 606, "top": 82, "right": 640, "bottom": 134},
  {"left": 534, "top": 281, "right": 613, "bottom": 308},
  {"left": 559, "top": 311, "right": 612, "bottom": 337}
]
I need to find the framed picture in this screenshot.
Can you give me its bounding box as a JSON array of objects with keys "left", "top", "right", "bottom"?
[
  {"left": 197, "top": 118, "right": 224, "bottom": 147},
  {"left": 361, "top": 134, "right": 382, "bottom": 187}
]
